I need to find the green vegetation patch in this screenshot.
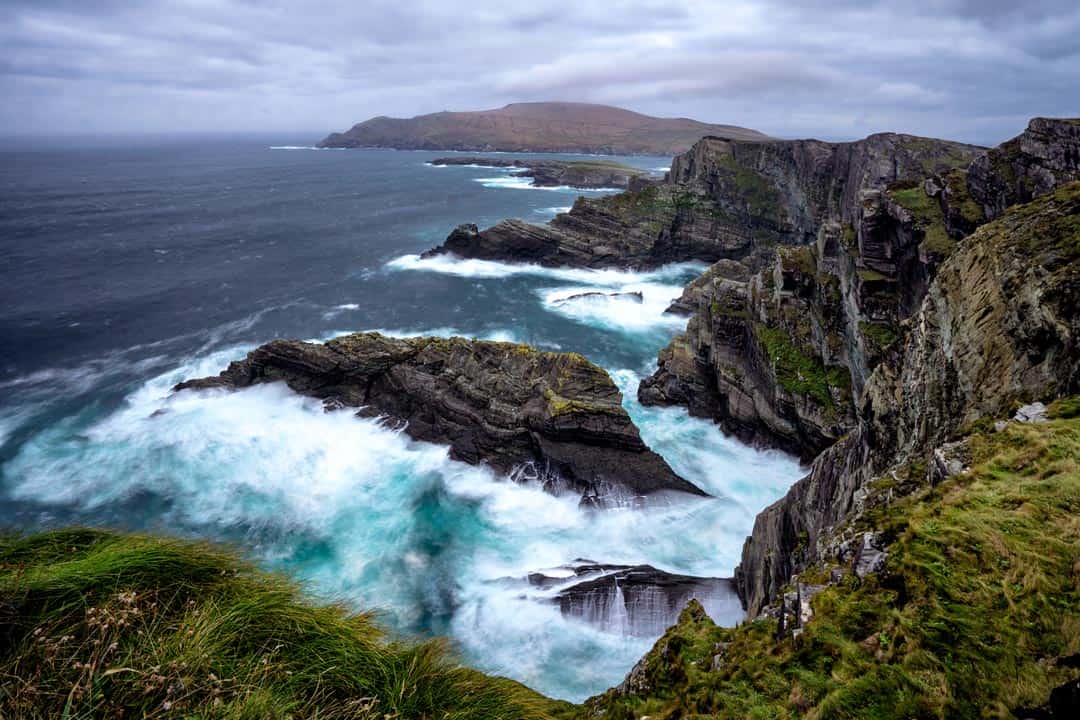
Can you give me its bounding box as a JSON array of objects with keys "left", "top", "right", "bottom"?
[
  {"left": 753, "top": 323, "right": 851, "bottom": 410},
  {"left": 860, "top": 321, "right": 900, "bottom": 355},
  {"left": 601, "top": 184, "right": 676, "bottom": 223},
  {"left": 888, "top": 183, "right": 955, "bottom": 257},
  {"left": 581, "top": 403, "right": 1080, "bottom": 719},
  {"left": 0, "top": 530, "right": 561, "bottom": 720},
  {"left": 716, "top": 153, "right": 785, "bottom": 219}
]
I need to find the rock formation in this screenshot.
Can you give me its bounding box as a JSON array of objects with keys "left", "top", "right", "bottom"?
[
  {"left": 549, "top": 565, "right": 739, "bottom": 637},
  {"left": 317, "top": 101, "right": 769, "bottom": 155},
  {"left": 736, "top": 179, "right": 1080, "bottom": 615},
  {"left": 174, "top": 332, "right": 706, "bottom": 503},
  {"left": 429, "top": 157, "right": 648, "bottom": 189}
]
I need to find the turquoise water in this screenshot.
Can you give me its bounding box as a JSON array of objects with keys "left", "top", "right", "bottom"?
[{"left": 0, "top": 139, "right": 802, "bottom": 700}]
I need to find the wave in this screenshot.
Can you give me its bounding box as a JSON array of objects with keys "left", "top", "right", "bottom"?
[
  {"left": 539, "top": 283, "right": 688, "bottom": 335},
  {"left": 2, "top": 347, "right": 800, "bottom": 701},
  {"left": 268, "top": 146, "right": 320, "bottom": 150},
  {"left": 387, "top": 253, "right": 706, "bottom": 285},
  {"left": 533, "top": 206, "right": 572, "bottom": 216},
  {"left": 473, "top": 177, "right": 620, "bottom": 193}
]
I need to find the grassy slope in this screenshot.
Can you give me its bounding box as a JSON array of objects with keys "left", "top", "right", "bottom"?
[
  {"left": 577, "top": 399, "right": 1080, "bottom": 719},
  {"left": 0, "top": 530, "right": 564, "bottom": 720}
]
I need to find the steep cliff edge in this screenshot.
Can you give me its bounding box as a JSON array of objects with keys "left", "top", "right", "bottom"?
[
  {"left": 580, "top": 400, "right": 1080, "bottom": 718},
  {"left": 641, "top": 118, "right": 1078, "bottom": 461},
  {"left": 736, "top": 181, "right": 1080, "bottom": 617},
  {"left": 174, "top": 332, "right": 705, "bottom": 503}
]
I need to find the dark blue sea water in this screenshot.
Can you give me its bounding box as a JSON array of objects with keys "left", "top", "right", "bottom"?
[{"left": 0, "top": 136, "right": 801, "bottom": 700}]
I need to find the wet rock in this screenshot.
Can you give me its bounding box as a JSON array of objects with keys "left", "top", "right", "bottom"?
[
  {"left": 553, "top": 290, "right": 643, "bottom": 305},
  {"left": 553, "top": 565, "right": 740, "bottom": 637},
  {"left": 175, "top": 332, "right": 707, "bottom": 503}
]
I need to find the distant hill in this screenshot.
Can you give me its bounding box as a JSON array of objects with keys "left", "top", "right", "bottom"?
[{"left": 317, "top": 102, "right": 769, "bottom": 155}]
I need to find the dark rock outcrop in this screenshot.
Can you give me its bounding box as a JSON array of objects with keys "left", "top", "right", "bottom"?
[
  {"left": 430, "top": 157, "right": 647, "bottom": 189},
  {"left": 317, "top": 101, "right": 769, "bottom": 155},
  {"left": 546, "top": 564, "right": 740, "bottom": 637},
  {"left": 174, "top": 332, "right": 706, "bottom": 503}
]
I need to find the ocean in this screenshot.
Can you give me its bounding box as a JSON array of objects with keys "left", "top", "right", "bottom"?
[{"left": 0, "top": 136, "right": 802, "bottom": 701}]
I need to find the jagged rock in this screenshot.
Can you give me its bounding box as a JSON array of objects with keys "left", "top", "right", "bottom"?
[
  {"left": 664, "top": 259, "right": 753, "bottom": 315},
  {"left": 1015, "top": 402, "right": 1049, "bottom": 423},
  {"left": 968, "top": 118, "right": 1080, "bottom": 221},
  {"left": 553, "top": 565, "right": 739, "bottom": 637},
  {"left": 174, "top": 332, "right": 707, "bottom": 503}
]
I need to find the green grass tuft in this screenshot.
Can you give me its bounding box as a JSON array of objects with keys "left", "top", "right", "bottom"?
[{"left": 0, "top": 529, "right": 562, "bottom": 720}]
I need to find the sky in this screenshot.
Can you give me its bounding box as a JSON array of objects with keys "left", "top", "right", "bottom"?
[{"left": 1, "top": 0, "right": 1078, "bottom": 145}]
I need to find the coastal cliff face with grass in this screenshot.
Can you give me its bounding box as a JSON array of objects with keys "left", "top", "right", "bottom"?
[{"left": 3, "top": 118, "right": 1078, "bottom": 720}]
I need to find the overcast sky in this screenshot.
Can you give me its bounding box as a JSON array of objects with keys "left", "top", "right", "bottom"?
[{"left": 2, "top": 0, "right": 1078, "bottom": 145}]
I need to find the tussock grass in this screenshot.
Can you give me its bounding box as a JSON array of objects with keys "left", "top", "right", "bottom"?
[
  {"left": 582, "top": 400, "right": 1080, "bottom": 719},
  {"left": 0, "top": 529, "right": 561, "bottom": 719}
]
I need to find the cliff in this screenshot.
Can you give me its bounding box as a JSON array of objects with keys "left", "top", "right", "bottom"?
[
  {"left": 317, "top": 101, "right": 769, "bottom": 155},
  {"left": 580, "top": 399, "right": 1080, "bottom": 718},
  {"left": 640, "top": 119, "right": 1077, "bottom": 461},
  {"left": 174, "top": 332, "right": 706, "bottom": 503},
  {"left": 736, "top": 180, "right": 1080, "bottom": 617}
]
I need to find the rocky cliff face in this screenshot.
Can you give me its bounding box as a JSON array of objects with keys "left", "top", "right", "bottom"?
[
  {"left": 968, "top": 117, "right": 1080, "bottom": 220},
  {"left": 175, "top": 333, "right": 706, "bottom": 504},
  {"left": 636, "top": 132, "right": 984, "bottom": 459},
  {"left": 736, "top": 180, "right": 1080, "bottom": 616}
]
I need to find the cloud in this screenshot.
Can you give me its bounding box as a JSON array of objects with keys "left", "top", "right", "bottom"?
[{"left": 0, "top": 0, "right": 1077, "bottom": 144}]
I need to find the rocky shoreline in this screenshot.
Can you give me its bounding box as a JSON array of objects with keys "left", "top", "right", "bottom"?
[
  {"left": 174, "top": 332, "right": 707, "bottom": 504},
  {"left": 429, "top": 156, "right": 648, "bottom": 189}
]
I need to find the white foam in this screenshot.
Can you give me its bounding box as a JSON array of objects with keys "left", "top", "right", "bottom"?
[
  {"left": 533, "top": 206, "right": 572, "bottom": 216},
  {"left": 269, "top": 146, "right": 319, "bottom": 150},
  {"left": 388, "top": 253, "right": 706, "bottom": 285},
  {"left": 473, "top": 176, "right": 620, "bottom": 193},
  {"left": 3, "top": 350, "right": 800, "bottom": 702},
  {"left": 540, "top": 283, "right": 688, "bottom": 334}
]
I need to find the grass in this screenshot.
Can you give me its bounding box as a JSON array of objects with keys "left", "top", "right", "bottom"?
[
  {"left": 715, "top": 153, "right": 784, "bottom": 219},
  {"left": 888, "top": 184, "right": 955, "bottom": 257},
  {"left": 0, "top": 530, "right": 562, "bottom": 720},
  {"left": 754, "top": 323, "right": 851, "bottom": 411},
  {"left": 860, "top": 321, "right": 899, "bottom": 356},
  {"left": 580, "top": 399, "right": 1080, "bottom": 719}
]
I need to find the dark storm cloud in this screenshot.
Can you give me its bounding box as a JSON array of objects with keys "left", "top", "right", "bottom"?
[{"left": 0, "top": 0, "right": 1077, "bottom": 144}]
